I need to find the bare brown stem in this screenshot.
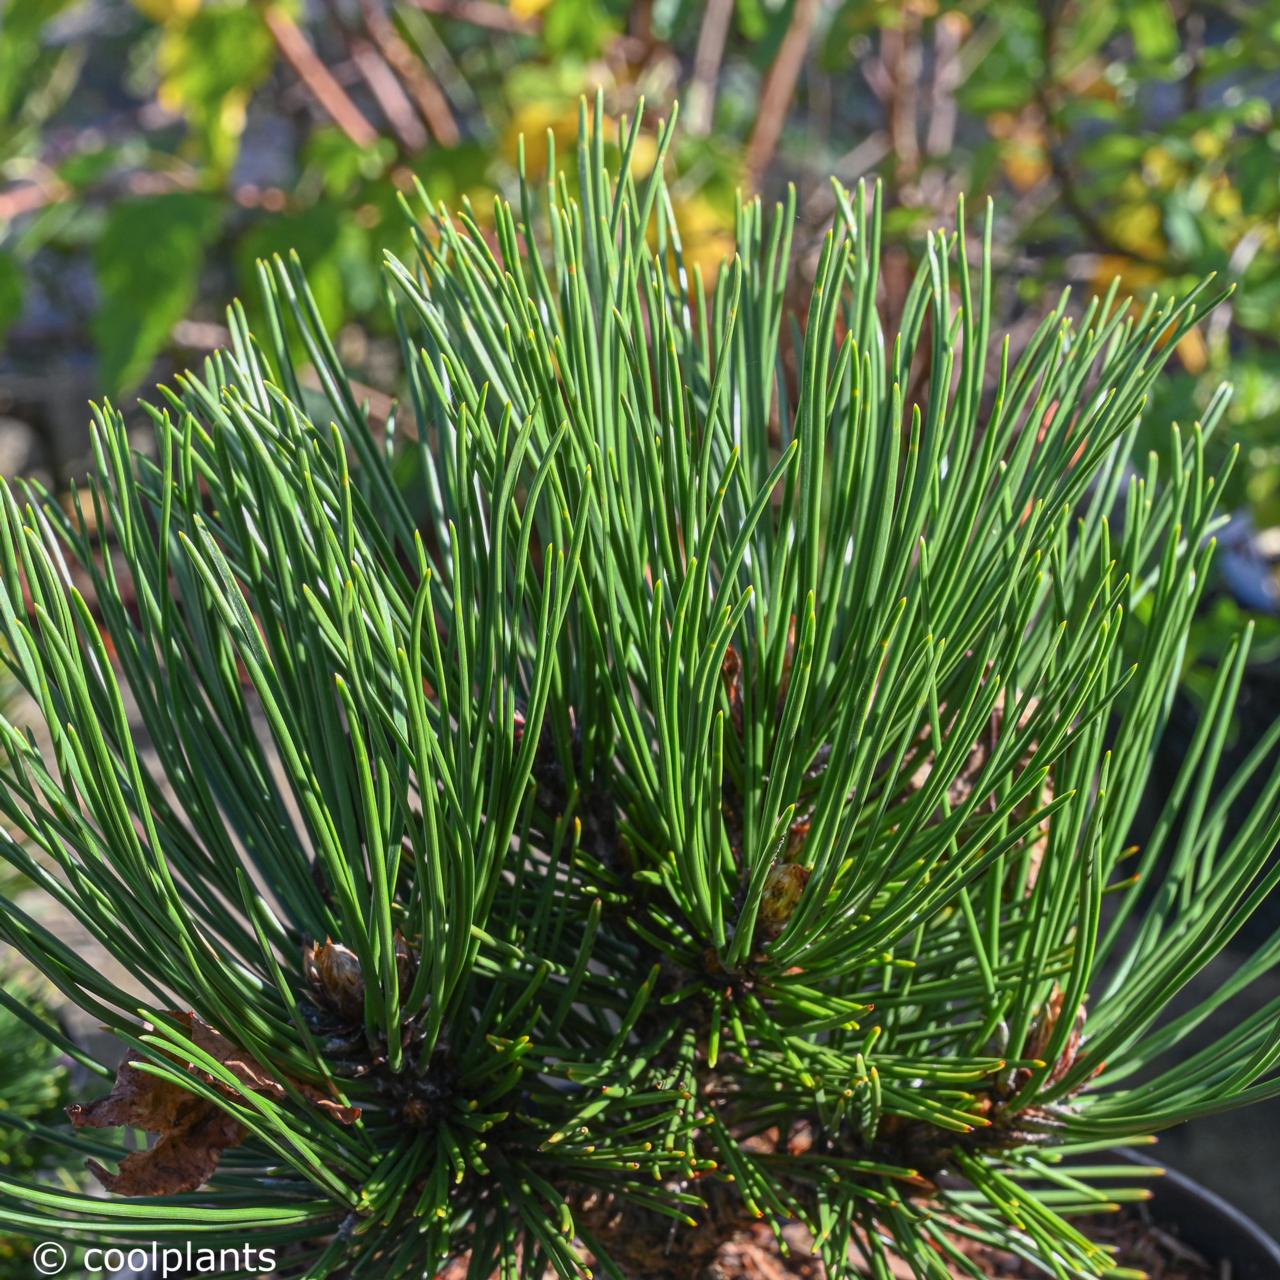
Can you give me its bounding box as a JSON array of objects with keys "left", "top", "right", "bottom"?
[
  {"left": 264, "top": 5, "right": 379, "bottom": 148},
  {"left": 744, "top": 0, "right": 819, "bottom": 191},
  {"left": 401, "top": 0, "right": 538, "bottom": 37},
  {"left": 880, "top": 15, "right": 922, "bottom": 185},
  {"left": 686, "top": 0, "right": 734, "bottom": 136},
  {"left": 350, "top": 38, "right": 429, "bottom": 152},
  {"left": 359, "top": 0, "right": 461, "bottom": 145}
]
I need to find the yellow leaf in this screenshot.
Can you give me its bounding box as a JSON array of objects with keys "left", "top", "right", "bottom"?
[
  {"left": 132, "top": 0, "right": 201, "bottom": 20},
  {"left": 1089, "top": 254, "right": 1164, "bottom": 301},
  {"left": 1103, "top": 202, "right": 1166, "bottom": 258},
  {"left": 1000, "top": 142, "right": 1048, "bottom": 193},
  {"left": 510, "top": 0, "right": 553, "bottom": 17},
  {"left": 1191, "top": 127, "right": 1224, "bottom": 160},
  {"left": 1175, "top": 327, "right": 1207, "bottom": 375},
  {"left": 988, "top": 112, "right": 1049, "bottom": 193},
  {"left": 1141, "top": 145, "right": 1182, "bottom": 190},
  {"left": 504, "top": 99, "right": 657, "bottom": 179},
  {"left": 1208, "top": 179, "right": 1242, "bottom": 221},
  {"left": 505, "top": 100, "right": 581, "bottom": 174},
  {"left": 628, "top": 134, "right": 659, "bottom": 179},
  {"left": 665, "top": 194, "right": 737, "bottom": 286}
]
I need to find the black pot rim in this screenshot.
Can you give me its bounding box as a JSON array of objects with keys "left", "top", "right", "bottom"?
[{"left": 1119, "top": 1146, "right": 1280, "bottom": 1279}]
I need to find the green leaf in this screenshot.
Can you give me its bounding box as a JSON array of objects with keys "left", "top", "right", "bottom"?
[
  {"left": 0, "top": 0, "right": 71, "bottom": 123},
  {"left": 302, "top": 127, "right": 395, "bottom": 197},
  {"left": 1128, "top": 0, "right": 1178, "bottom": 61},
  {"left": 157, "top": 1, "right": 276, "bottom": 174},
  {"left": 0, "top": 249, "right": 25, "bottom": 344},
  {"left": 734, "top": 0, "right": 767, "bottom": 41},
  {"left": 90, "top": 193, "right": 223, "bottom": 395},
  {"left": 541, "top": 0, "right": 615, "bottom": 58}
]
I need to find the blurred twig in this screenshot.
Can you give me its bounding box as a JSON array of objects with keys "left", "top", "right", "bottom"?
[
  {"left": 745, "top": 0, "right": 819, "bottom": 190},
  {"left": 0, "top": 179, "right": 68, "bottom": 222},
  {"left": 925, "top": 14, "right": 963, "bottom": 163},
  {"left": 402, "top": 0, "right": 537, "bottom": 37},
  {"left": 264, "top": 5, "right": 379, "bottom": 147},
  {"left": 687, "top": 0, "right": 734, "bottom": 136},
  {"left": 360, "top": 0, "right": 460, "bottom": 145},
  {"left": 349, "top": 38, "right": 429, "bottom": 151},
  {"left": 879, "top": 14, "right": 922, "bottom": 183},
  {"left": 402, "top": 0, "right": 644, "bottom": 58},
  {"left": 0, "top": 171, "right": 290, "bottom": 223}
]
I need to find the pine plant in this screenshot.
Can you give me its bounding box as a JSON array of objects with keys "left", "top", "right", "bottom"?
[{"left": 2, "top": 99, "right": 1279, "bottom": 1278}]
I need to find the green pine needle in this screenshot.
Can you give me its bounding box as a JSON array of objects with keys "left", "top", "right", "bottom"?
[{"left": 0, "top": 94, "right": 1276, "bottom": 1278}]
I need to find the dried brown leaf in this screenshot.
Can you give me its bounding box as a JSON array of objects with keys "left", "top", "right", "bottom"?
[
  {"left": 722, "top": 644, "right": 744, "bottom": 735},
  {"left": 83, "top": 1093, "right": 244, "bottom": 1197},
  {"left": 68, "top": 1012, "right": 358, "bottom": 1196}
]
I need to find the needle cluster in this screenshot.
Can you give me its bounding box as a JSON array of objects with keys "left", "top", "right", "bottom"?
[{"left": 1, "top": 98, "right": 1278, "bottom": 1278}]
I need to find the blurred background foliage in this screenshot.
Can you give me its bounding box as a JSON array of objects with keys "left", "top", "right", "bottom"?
[
  {"left": 0, "top": 941, "right": 72, "bottom": 1275},
  {"left": 1, "top": 0, "right": 1279, "bottom": 664}
]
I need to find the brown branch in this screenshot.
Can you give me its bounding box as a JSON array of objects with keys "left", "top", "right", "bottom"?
[
  {"left": 263, "top": 5, "right": 379, "bottom": 148},
  {"left": 359, "top": 0, "right": 460, "bottom": 146},
  {"left": 800, "top": 132, "right": 890, "bottom": 220},
  {"left": 880, "top": 15, "right": 922, "bottom": 184},
  {"left": 0, "top": 179, "right": 68, "bottom": 221},
  {"left": 403, "top": 0, "right": 646, "bottom": 63},
  {"left": 401, "top": 0, "right": 537, "bottom": 36},
  {"left": 924, "top": 12, "right": 964, "bottom": 161},
  {"left": 628, "top": 0, "right": 655, "bottom": 52},
  {"left": 1, "top": 172, "right": 289, "bottom": 224},
  {"left": 861, "top": 53, "right": 893, "bottom": 104},
  {"left": 350, "top": 38, "right": 429, "bottom": 152},
  {"left": 744, "top": 0, "right": 819, "bottom": 191},
  {"left": 686, "top": 0, "right": 734, "bottom": 136}
]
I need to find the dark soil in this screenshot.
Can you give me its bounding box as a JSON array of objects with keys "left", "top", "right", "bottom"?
[
  {"left": 691, "top": 1212, "right": 1220, "bottom": 1280},
  {"left": 947, "top": 1212, "right": 1220, "bottom": 1279},
  {"left": 436, "top": 1207, "right": 1221, "bottom": 1279}
]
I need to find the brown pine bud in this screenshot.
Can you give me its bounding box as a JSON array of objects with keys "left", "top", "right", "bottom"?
[
  {"left": 758, "top": 862, "right": 810, "bottom": 942},
  {"left": 303, "top": 938, "right": 365, "bottom": 1021}
]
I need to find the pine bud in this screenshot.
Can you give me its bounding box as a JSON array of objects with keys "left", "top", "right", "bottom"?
[
  {"left": 303, "top": 939, "right": 365, "bottom": 1021},
  {"left": 758, "top": 863, "right": 810, "bottom": 942}
]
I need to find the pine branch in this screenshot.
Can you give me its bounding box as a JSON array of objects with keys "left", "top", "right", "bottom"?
[{"left": 0, "top": 96, "right": 1275, "bottom": 1278}]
